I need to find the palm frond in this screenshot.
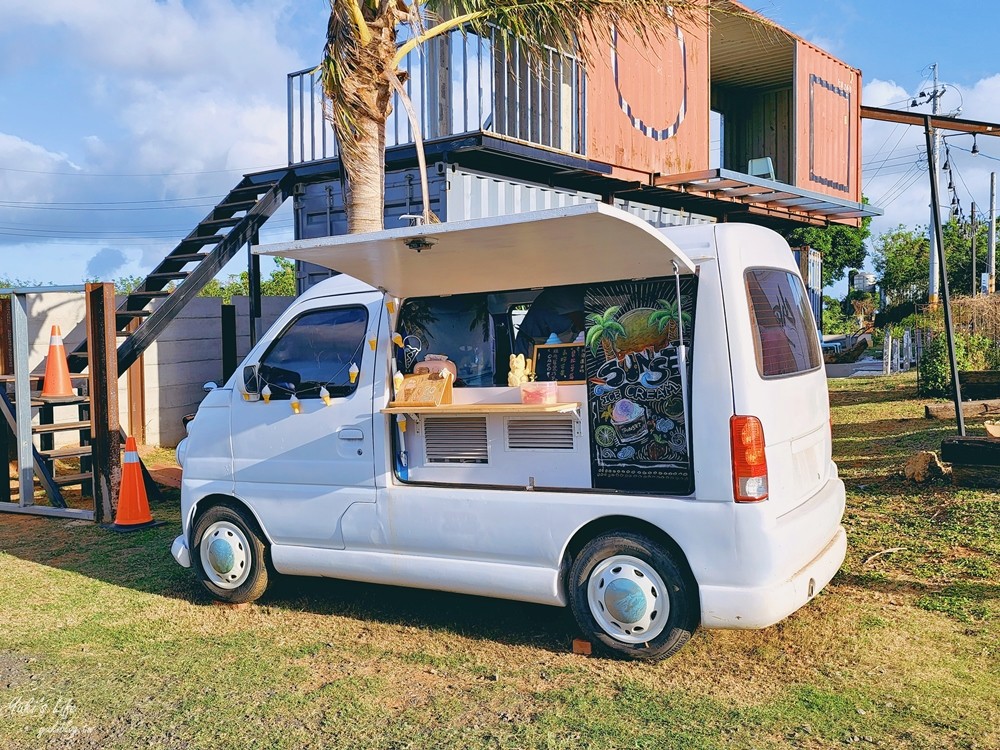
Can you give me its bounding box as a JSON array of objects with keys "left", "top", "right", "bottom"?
[{"left": 426, "top": 0, "right": 725, "bottom": 63}]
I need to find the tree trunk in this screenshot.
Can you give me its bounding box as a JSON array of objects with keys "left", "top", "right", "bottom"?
[{"left": 338, "top": 114, "right": 386, "bottom": 234}]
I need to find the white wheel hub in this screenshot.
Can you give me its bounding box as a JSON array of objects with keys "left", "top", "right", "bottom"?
[
  {"left": 200, "top": 521, "right": 251, "bottom": 589},
  {"left": 587, "top": 554, "right": 669, "bottom": 643}
]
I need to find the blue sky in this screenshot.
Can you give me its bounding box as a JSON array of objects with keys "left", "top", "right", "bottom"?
[{"left": 1, "top": 0, "right": 998, "bottom": 291}]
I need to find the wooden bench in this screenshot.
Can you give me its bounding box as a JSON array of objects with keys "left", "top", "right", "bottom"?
[
  {"left": 959, "top": 370, "right": 1000, "bottom": 401},
  {"left": 940, "top": 436, "right": 1000, "bottom": 489}
]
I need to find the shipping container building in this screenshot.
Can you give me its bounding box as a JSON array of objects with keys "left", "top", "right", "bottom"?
[{"left": 283, "top": 1, "right": 881, "bottom": 294}]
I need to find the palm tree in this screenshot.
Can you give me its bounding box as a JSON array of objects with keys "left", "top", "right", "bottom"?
[
  {"left": 322, "top": 1, "right": 734, "bottom": 233},
  {"left": 586, "top": 306, "right": 625, "bottom": 360},
  {"left": 649, "top": 298, "right": 693, "bottom": 340}
]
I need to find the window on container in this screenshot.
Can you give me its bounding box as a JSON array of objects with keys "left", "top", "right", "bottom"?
[
  {"left": 745, "top": 268, "right": 821, "bottom": 378},
  {"left": 258, "top": 306, "right": 368, "bottom": 399}
]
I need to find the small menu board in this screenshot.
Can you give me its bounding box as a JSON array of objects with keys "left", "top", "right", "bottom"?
[{"left": 532, "top": 343, "right": 585, "bottom": 384}]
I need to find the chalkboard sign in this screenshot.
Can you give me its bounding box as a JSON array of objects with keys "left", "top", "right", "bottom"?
[{"left": 532, "top": 343, "right": 586, "bottom": 384}]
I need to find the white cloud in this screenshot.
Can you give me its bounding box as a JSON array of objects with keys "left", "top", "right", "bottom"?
[{"left": 0, "top": 0, "right": 312, "bottom": 281}]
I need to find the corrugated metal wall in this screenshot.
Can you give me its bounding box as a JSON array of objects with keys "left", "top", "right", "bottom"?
[
  {"left": 583, "top": 19, "right": 710, "bottom": 179},
  {"left": 295, "top": 165, "right": 714, "bottom": 293},
  {"left": 794, "top": 41, "right": 862, "bottom": 203},
  {"left": 791, "top": 246, "right": 823, "bottom": 328},
  {"left": 294, "top": 168, "right": 450, "bottom": 293}
]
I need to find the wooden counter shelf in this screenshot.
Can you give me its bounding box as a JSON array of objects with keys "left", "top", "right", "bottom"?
[{"left": 381, "top": 402, "right": 580, "bottom": 416}]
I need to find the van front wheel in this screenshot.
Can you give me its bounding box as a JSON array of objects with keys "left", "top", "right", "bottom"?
[
  {"left": 192, "top": 505, "right": 270, "bottom": 604},
  {"left": 568, "top": 532, "right": 697, "bottom": 660}
]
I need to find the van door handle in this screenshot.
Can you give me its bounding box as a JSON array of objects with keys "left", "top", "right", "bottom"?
[{"left": 338, "top": 428, "right": 364, "bottom": 441}]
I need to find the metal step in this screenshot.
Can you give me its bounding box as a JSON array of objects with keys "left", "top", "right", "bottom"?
[
  {"left": 53, "top": 472, "right": 93, "bottom": 487},
  {"left": 39, "top": 445, "right": 93, "bottom": 460},
  {"left": 116, "top": 310, "right": 153, "bottom": 319},
  {"left": 198, "top": 217, "right": 243, "bottom": 230},
  {"left": 228, "top": 183, "right": 277, "bottom": 199},
  {"left": 147, "top": 271, "right": 189, "bottom": 281},
  {"left": 160, "top": 253, "right": 208, "bottom": 264},
  {"left": 177, "top": 234, "right": 226, "bottom": 248},
  {"left": 215, "top": 199, "right": 257, "bottom": 213},
  {"left": 30, "top": 396, "right": 90, "bottom": 407},
  {"left": 127, "top": 290, "right": 171, "bottom": 298},
  {"left": 32, "top": 420, "right": 91, "bottom": 434}
]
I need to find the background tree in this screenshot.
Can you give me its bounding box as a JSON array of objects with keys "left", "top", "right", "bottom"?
[
  {"left": 197, "top": 258, "right": 297, "bottom": 304},
  {"left": 322, "top": 0, "right": 748, "bottom": 233},
  {"left": 782, "top": 214, "right": 872, "bottom": 288},
  {"left": 872, "top": 218, "right": 990, "bottom": 319}
]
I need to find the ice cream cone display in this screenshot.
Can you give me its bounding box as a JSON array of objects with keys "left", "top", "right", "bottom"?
[
  {"left": 386, "top": 299, "right": 396, "bottom": 314},
  {"left": 368, "top": 337, "right": 377, "bottom": 350},
  {"left": 392, "top": 332, "right": 404, "bottom": 348},
  {"left": 39, "top": 325, "right": 76, "bottom": 402},
  {"left": 290, "top": 395, "right": 301, "bottom": 414},
  {"left": 261, "top": 385, "right": 272, "bottom": 404},
  {"left": 320, "top": 386, "right": 332, "bottom": 406},
  {"left": 396, "top": 413, "right": 407, "bottom": 433},
  {"left": 393, "top": 370, "right": 405, "bottom": 395},
  {"left": 349, "top": 363, "right": 360, "bottom": 384}
]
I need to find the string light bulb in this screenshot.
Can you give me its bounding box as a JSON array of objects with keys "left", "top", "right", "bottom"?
[
  {"left": 261, "top": 385, "right": 272, "bottom": 404},
  {"left": 290, "top": 395, "right": 301, "bottom": 414},
  {"left": 320, "top": 386, "right": 332, "bottom": 406},
  {"left": 349, "top": 363, "right": 360, "bottom": 384}
]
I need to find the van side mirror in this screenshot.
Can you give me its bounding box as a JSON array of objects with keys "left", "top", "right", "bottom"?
[
  {"left": 203, "top": 381, "right": 218, "bottom": 393},
  {"left": 242, "top": 365, "right": 261, "bottom": 402}
]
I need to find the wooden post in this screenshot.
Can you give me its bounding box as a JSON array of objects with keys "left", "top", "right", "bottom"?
[
  {"left": 86, "top": 283, "right": 121, "bottom": 524},
  {"left": 126, "top": 318, "right": 146, "bottom": 444},
  {"left": 0, "top": 297, "right": 10, "bottom": 504},
  {"left": 0, "top": 298, "right": 12, "bottom": 375},
  {"left": 222, "top": 303, "right": 237, "bottom": 384}
]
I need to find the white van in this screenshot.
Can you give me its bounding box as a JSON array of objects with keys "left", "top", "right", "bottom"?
[{"left": 171, "top": 203, "right": 845, "bottom": 660}]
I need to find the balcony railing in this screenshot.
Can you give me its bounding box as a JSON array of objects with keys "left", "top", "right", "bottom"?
[{"left": 287, "top": 28, "right": 587, "bottom": 166}]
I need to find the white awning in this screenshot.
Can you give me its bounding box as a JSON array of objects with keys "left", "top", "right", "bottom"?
[{"left": 254, "top": 202, "right": 696, "bottom": 299}]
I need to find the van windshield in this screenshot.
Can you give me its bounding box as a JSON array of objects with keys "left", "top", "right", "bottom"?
[{"left": 745, "top": 268, "right": 822, "bottom": 378}]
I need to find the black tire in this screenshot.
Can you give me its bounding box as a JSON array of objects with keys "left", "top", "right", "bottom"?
[
  {"left": 567, "top": 532, "right": 698, "bottom": 661},
  {"left": 191, "top": 504, "right": 270, "bottom": 604}
]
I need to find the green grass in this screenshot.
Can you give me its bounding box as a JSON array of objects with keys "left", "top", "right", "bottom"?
[{"left": 0, "top": 372, "right": 998, "bottom": 748}]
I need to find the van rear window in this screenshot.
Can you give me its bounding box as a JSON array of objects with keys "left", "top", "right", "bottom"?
[{"left": 745, "top": 269, "right": 821, "bottom": 378}]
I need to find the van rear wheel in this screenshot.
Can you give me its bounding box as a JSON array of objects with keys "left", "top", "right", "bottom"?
[
  {"left": 568, "top": 532, "right": 697, "bottom": 661},
  {"left": 192, "top": 505, "right": 270, "bottom": 604}
]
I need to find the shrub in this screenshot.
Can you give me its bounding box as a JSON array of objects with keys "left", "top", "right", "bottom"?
[
  {"left": 918, "top": 332, "right": 1000, "bottom": 396},
  {"left": 919, "top": 333, "right": 969, "bottom": 397}
]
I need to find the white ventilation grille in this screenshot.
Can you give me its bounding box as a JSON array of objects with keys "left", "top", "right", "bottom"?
[
  {"left": 506, "top": 418, "right": 576, "bottom": 451},
  {"left": 424, "top": 417, "right": 489, "bottom": 464}
]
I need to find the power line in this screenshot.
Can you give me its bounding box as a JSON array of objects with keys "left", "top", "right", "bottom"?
[
  {"left": 0, "top": 163, "right": 284, "bottom": 178},
  {"left": 0, "top": 194, "right": 227, "bottom": 207}
]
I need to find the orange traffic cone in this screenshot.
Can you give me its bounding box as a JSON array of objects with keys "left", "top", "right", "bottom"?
[
  {"left": 39, "top": 325, "right": 76, "bottom": 402},
  {"left": 110, "top": 437, "right": 160, "bottom": 532}
]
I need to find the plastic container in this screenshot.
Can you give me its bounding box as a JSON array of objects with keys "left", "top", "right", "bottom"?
[{"left": 520, "top": 380, "right": 558, "bottom": 405}]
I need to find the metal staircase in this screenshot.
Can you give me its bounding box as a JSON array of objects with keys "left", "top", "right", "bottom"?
[{"left": 66, "top": 168, "right": 297, "bottom": 375}]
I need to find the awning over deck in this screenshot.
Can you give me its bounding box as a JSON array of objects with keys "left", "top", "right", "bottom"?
[
  {"left": 254, "top": 203, "right": 696, "bottom": 299},
  {"left": 653, "top": 169, "right": 881, "bottom": 224}
]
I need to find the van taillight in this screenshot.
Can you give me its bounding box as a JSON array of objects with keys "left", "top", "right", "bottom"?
[{"left": 731, "top": 415, "right": 768, "bottom": 502}]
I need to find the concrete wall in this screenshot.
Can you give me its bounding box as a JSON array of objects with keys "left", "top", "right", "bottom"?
[
  {"left": 140, "top": 296, "right": 292, "bottom": 447},
  {"left": 9, "top": 291, "right": 294, "bottom": 449}
]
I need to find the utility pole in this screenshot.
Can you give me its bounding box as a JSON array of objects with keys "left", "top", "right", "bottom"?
[
  {"left": 971, "top": 202, "right": 977, "bottom": 296},
  {"left": 990, "top": 172, "right": 996, "bottom": 294},
  {"left": 928, "top": 64, "right": 942, "bottom": 306}
]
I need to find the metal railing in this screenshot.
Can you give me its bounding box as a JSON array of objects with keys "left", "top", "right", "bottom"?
[{"left": 288, "top": 28, "right": 587, "bottom": 165}]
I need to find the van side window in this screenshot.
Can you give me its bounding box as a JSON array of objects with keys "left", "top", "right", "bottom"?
[
  {"left": 258, "top": 306, "right": 368, "bottom": 399},
  {"left": 745, "top": 269, "right": 822, "bottom": 378}
]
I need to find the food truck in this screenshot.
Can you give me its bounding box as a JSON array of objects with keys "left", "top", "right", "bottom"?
[{"left": 171, "top": 203, "right": 846, "bottom": 660}]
